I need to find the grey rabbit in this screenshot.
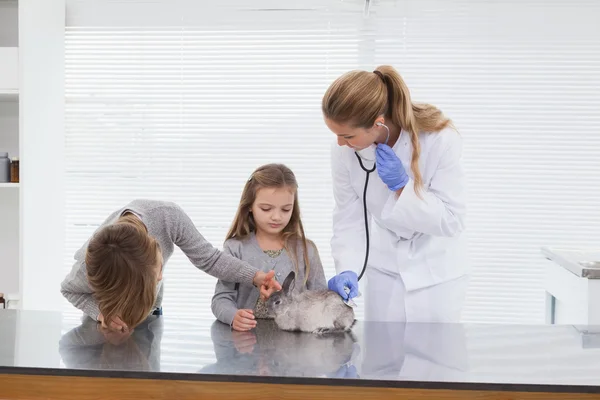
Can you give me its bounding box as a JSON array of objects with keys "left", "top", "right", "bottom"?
[{"left": 266, "top": 270, "right": 356, "bottom": 334}]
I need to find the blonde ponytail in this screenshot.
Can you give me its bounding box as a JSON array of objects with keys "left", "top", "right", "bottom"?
[{"left": 322, "top": 65, "right": 452, "bottom": 198}]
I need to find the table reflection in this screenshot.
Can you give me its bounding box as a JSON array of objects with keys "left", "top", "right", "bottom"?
[
  {"left": 57, "top": 315, "right": 469, "bottom": 382},
  {"left": 59, "top": 315, "right": 163, "bottom": 372}
]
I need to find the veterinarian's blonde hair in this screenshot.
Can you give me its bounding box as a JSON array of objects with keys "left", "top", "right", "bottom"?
[{"left": 322, "top": 64, "right": 454, "bottom": 198}]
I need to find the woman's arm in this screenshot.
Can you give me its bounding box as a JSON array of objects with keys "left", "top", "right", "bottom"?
[
  {"left": 60, "top": 261, "right": 101, "bottom": 321},
  {"left": 211, "top": 241, "right": 242, "bottom": 326},
  {"left": 161, "top": 203, "right": 261, "bottom": 286},
  {"left": 380, "top": 129, "right": 467, "bottom": 237}
]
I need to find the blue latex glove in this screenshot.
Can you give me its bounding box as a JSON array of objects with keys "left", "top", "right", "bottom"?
[
  {"left": 329, "top": 364, "right": 359, "bottom": 379},
  {"left": 328, "top": 270, "right": 359, "bottom": 300},
  {"left": 375, "top": 143, "right": 409, "bottom": 191}
]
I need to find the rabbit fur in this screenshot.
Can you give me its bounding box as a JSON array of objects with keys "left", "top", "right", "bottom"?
[{"left": 266, "top": 270, "right": 356, "bottom": 334}]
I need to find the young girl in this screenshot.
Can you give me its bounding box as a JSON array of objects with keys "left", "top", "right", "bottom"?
[{"left": 211, "top": 164, "right": 328, "bottom": 331}]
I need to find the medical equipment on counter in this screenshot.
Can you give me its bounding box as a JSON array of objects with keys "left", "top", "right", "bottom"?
[{"left": 542, "top": 246, "right": 600, "bottom": 330}]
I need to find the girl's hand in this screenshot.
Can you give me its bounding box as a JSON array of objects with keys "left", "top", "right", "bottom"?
[
  {"left": 232, "top": 309, "right": 257, "bottom": 331},
  {"left": 232, "top": 330, "right": 257, "bottom": 354},
  {"left": 253, "top": 270, "right": 282, "bottom": 300}
]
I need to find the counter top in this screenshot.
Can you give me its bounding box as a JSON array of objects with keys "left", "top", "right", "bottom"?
[
  {"left": 2, "top": 310, "right": 600, "bottom": 393},
  {"left": 542, "top": 246, "right": 600, "bottom": 278}
]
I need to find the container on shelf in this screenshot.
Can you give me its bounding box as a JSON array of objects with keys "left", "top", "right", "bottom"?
[
  {"left": 0, "top": 152, "right": 10, "bottom": 183},
  {"left": 10, "top": 157, "right": 19, "bottom": 183}
]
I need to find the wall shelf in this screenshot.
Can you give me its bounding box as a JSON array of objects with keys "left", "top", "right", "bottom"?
[{"left": 0, "top": 90, "right": 18, "bottom": 101}]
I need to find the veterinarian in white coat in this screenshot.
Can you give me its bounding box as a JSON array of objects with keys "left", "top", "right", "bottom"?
[{"left": 321, "top": 65, "right": 470, "bottom": 323}]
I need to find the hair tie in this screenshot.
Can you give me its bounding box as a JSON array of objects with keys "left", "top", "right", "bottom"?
[{"left": 373, "top": 70, "right": 385, "bottom": 81}]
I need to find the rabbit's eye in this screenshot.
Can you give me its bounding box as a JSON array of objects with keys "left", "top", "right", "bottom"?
[{"left": 275, "top": 300, "right": 281, "bottom": 305}]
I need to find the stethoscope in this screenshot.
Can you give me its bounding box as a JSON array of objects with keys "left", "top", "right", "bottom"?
[{"left": 353, "top": 122, "right": 390, "bottom": 281}]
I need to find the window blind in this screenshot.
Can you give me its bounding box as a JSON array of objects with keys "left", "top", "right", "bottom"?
[
  {"left": 62, "top": 0, "right": 368, "bottom": 332},
  {"left": 366, "top": 0, "right": 600, "bottom": 323},
  {"left": 62, "top": 0, "right": 600, "bottom": 337}
]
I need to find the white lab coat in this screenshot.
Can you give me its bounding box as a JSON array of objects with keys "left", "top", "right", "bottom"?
[{"left": 330, "top": 126, "right": 470, "bottom": 320}]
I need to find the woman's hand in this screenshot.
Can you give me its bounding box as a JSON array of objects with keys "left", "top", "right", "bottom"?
[
  {"left": 253, "top": 270, "right": 282, "bottom": 300},
  {"left": 328, "top": 270, "right": 359, "bottom": 300},
  {"left": 375, "top": 143, "right": 409, "bottom": 192},
  {"left": 232, "top": 309, "right": 257, "bottom": 331}
]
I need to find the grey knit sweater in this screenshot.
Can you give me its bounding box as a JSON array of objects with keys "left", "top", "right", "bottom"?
[
  {"left": 60, "top": 199, "right": 260, "bottom": 321},
  {"left": 211, "top": 232, "right": 328, "bottom": 326}
]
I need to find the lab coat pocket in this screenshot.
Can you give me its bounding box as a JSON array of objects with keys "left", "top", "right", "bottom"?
[
  {"left": 379, "top": 192, "right": 417, "bottom": 241},
  {"left": 369, "top": 221, "right": 401, "bottom": 276}
]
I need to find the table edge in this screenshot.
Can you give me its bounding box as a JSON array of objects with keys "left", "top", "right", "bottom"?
[{"left": 1, "top": 366, "right": 600, "bottom": 394}]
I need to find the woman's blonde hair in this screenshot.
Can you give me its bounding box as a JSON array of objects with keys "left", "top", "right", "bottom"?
[
  {"left": 85, "top": 212, "right": 160, "bottom": 329},
  {"left": 226, "top": 163, "right": 312, "bottom": 285},
  {"left": 322, "top": 65, "right": 453, "bottom": 197}
]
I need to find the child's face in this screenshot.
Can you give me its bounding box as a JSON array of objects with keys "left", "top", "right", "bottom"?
[{"left": 251, "top": 187, "right": 295, "bottom": 236}]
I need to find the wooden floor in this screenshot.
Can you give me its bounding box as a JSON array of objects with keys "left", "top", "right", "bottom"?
[{"left": 2, "top": 374, "right": 600, "bottom": 400}]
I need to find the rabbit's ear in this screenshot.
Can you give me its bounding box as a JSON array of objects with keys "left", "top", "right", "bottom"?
[{"left": 282, "top": 271, "right": 296, "bottom": 294}]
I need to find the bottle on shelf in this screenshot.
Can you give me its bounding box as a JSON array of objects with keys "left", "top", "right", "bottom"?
[
  {"left": 0, "top": 152, "right": 10, "bottom": 183},
  {"left": 10, "top": 157, "right": 19, "bottom": 183}
]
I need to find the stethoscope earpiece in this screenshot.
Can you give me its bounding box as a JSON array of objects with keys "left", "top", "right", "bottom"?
[{"left": 376, "top": 122, "right": 390, "bottom": 145}]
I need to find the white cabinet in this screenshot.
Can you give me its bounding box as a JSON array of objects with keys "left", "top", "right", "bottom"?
[
  {"left": 0, "top": 0, "right": 20, "bottom": 303},
  {"left": 543, "top": 247, "right": 600, "bottom": 331},
  {"left": 0, "top": 0, "right": 65, "bottom": 311}
]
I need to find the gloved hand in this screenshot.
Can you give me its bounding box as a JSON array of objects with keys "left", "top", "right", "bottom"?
[
  {"left": 375, "top": 143, "right": 409, "bottom": 191},
  {"left": 328, "top": 270, "right": 359, "bottom": 300},
  {"left": 329, "top": 364, "right": 359, "bottom": 379}
]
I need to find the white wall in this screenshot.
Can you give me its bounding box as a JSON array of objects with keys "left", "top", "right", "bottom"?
[{"left": 19, "top": 0, "right": 66, "bottom": 311}]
